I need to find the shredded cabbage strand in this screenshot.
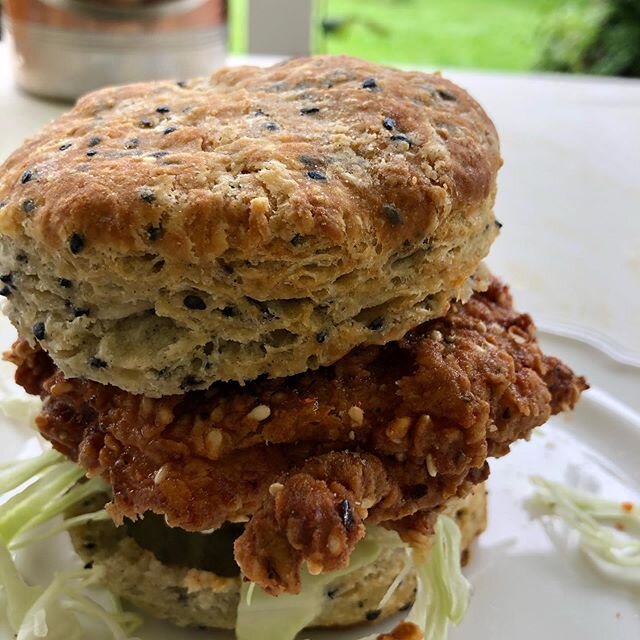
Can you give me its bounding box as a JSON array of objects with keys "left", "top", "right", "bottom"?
[
  {"left": 0, "top": 449, "right": 108, "bottom": 549},
  {"left": 531, "top": 476, "right": 640, "bottom": 583},
  {"left": 237, "top": 515, "right": 471, "bottom": 640},
  {"left": 406, "top": 515, "right": 471, "bottom": 640},
  {"left": 0, "top": 543, "right": 141, "bottom": 640},
  {"left": 0, "top": 448, "right": 142, "bottom": 638},
  {"left": 0, "top": 395, "right": 42, "bottom": 430}
]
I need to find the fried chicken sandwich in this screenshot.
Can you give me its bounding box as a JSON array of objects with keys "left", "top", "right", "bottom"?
[{"left": 0, "top": 56, "right": 586, "bottom": 639}]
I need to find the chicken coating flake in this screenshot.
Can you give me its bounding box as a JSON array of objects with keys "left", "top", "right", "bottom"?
[{"left": 7, "top": 279, "right": 587, "bottom": 594}]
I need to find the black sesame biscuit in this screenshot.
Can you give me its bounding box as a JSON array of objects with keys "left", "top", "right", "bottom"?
[
  {"left": 67, "top": 484, "right": 487, "bottom": 631},
  {"left": 0, "top": 55, "right": 501, "bottom": 396}
]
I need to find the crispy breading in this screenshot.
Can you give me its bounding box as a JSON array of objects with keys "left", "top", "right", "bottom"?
[{"left": 7, "top": 279, "right": 587, "bottom": 593}]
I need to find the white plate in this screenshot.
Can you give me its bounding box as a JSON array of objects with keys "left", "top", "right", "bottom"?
[{"left": 0, "top": 334, "right": 639, "bottom": 639}]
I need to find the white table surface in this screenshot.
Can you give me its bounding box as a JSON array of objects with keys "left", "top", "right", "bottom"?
[{"left": 0, "top": 43, "right": 639, "bottom": 410}]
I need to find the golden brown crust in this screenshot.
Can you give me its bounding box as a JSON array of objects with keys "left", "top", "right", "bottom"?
[
  {"left": 0, "top": 55, "right": 500, "bottom": 394},
  {"left": 0, "top": 55, "right": 499, "bottom": 260}
]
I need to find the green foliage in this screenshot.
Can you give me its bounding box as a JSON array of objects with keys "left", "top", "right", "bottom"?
[{"left": 537, "top": 0, "right": 640, "bottom": 76}]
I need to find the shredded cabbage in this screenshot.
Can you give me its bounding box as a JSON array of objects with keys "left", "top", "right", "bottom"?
[
  {"left": 406, "top": 516, "right": 471, "bottom": 640},
  {"left": 0, "top": 449, "right": 108, "bottom": 548},
  {"left": 531, "top": 476, "right": 640, "bottom": 584},
  {"left": 0, "top": 542, "right": 141, "bottom": 640},
  {"left": 236, "top": 527, "right": 401, "bottom": 640},
  {"left": 237, "top": 515, "right": 471, "bottom": 640},
  {"left": 0, "top": 395, "right": 42, "bottom": 430},
  {"left": 0, "top": 448, "right": 142, "bottom": 638}
]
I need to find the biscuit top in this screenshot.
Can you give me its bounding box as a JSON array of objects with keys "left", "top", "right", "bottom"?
[
  {"left": 0, "top": 56, "right": 501, "bottom": 395},
  {"left": 0, "top": 55, "right": 500, "bottom": 263}
]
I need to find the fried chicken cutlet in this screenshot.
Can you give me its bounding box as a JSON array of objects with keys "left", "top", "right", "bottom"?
[{"left": 8, "top": 279, "right": 586, "bottom": 594}]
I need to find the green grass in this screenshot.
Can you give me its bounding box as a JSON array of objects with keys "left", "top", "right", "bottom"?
[{"left": 229, "top": 0, "right": 591, "bottom": 71}]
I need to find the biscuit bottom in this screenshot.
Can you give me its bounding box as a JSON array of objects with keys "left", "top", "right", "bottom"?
[{"left": 67, "top": 485, "right": 487, "bottom": 631}]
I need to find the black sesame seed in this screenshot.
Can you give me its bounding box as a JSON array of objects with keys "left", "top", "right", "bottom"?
[
  {"left": 59, "top": 143, "right": 72, "bottom": 151},
  {"left": 222, "top": 306, "right": 236, "bottom": 317},
  {"left": 146, "top": 224, "right": 163, "bottom": 241},
  {"left": 163, "top": 127, "right": 177, "bottom": 135},
  {"left": 139, "top": 188, "right": 156, "bottom": 204},
  {"left": 316, "top": 330, "right": 327, "bottom": 344},
  {"left": 495, "top": 220, "right": 503, "bottom": 229},
  {"left": 20, "top": 170, "right": 33, "bottom": 184},
  {"left": 326, "top": 588, "right": 339, "bottom": 600},
  {"left": 382, "top": 204, "right": 402, "bottom": 225},
  {"left": 22, "top": 199, "right": 36, "bottom": 214},
  {"left": 124, "top": 138, "right": 139, "bottom": 150},
  {"left": 307, "top": 170, "right": 327, "bottom": 181},
  {"left": 300, "top": 106, "right": 320, "bottom": 115},
  {"left": 290, "top": 233, "right": 304, "bottom": 246},
  {"left": 390, "top": 133, "right": 413, "bottom": 148},
  {"left": 362, "top": 77, "right": 377, "bottom": 89},
  {"left": 368, "top": 317, "right": 384, "bottom": 331},
  {"left": 176, "top": 80, "right": 187, "bottom": 88},
  {"left": 0, "top": 200, "right": 7, "bottom": 209},
  {"left": 156, "top": 105, "right": 170, "bottom": 114},
  {"left": 73, "top": 307, "right": 90, "bottom": 318},
  {"left": 254, "top": 108, "right": 267, "bottom": 116},
  {"left": 139, "top": 118, "right": 153, "bottom": 128},
  {"left": 0, "top": 274, "right": 12, "bottom": 285},
  {"left": 32, "top": 322, "right": 45, "bottom": 341},
  {"left": 88, "top": 357, "right": 107, "bottom": 369},
  {"left": 299, "top": 155, "right": 322, "bottom": 168},
  {"left": 16, "top": 252, "right": 28, "bottom": 263},
  {"left": 58, "top": 277, "right": 72, "bottom": 288},
  {"left": 436, "top": 89, "right": 457, "bottom": 101},
  {"left": 151, "top": 151, "right": 169, "bottom": 159},
  {"left": 184, "top": 295, "right": 207, "bottom": 310},
  {"left": 88, "top": 136, "right": 102, "bottom": 147},
  {"left": 337, "top": 499, "right": 355, "bottom": 531},
  {"left": 84, "top": 561, "right": 94, "bottom": 570},
  {"left": 365, "top": 610, "right": 381, "bottom": 621},
  {"left": 86, "top": 150, "right": 98, "bottom": 157},
  {"left": 270, "top": 81, "right": 286, "bottom": 92},
  {"left": 83, "top": 542, "right": 96, "bottom": 550},
  {"left": 382, "top": 117, "right": 396, "bottom": 131},
  {"left": 69, "top": 233, "right": 85, "bottom": 254},
  {"left": 0, "top": 286, "right": 11, "bottom": 297},
  {"left": 181, "top": 375, "right": 203, "bottom": 389},
  {"left": 263, "top": 121, "right": 279, "bottom": 132}
]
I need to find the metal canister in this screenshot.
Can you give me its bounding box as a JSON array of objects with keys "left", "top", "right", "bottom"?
[{"left": 2, "top": 0, "right": 228, "bottom": 101}]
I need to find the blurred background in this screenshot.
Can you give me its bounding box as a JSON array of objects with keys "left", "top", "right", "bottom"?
[
  {"left": 310, "top": 0, "right": 640, "bottom": 77},
  {"left": 0, "top": 0, "right": 638, "bottom": 101},
  {"left": 234, "top": 0, "right": 640, "bottom": 77}
]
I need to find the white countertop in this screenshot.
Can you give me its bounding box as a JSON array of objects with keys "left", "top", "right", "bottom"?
[{"left": 1, "top": 43, "right": 639, "bottom": 408}]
